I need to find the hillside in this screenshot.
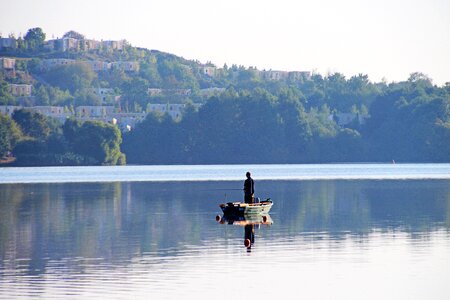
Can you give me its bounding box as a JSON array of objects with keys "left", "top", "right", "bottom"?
[{"left": 1, "top": 28, "right": 449, "bottom": 165}]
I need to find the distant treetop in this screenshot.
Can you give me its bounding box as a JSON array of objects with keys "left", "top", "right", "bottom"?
[{"left": 63, "top": 31, "right": 85, "bottom": 40}]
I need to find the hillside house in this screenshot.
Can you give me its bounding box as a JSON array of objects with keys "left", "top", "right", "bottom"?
[
  {"left": 147, "top": 89, "right": 191, "bottom": 97},
  {"left": 111, "top": 61, "right": 139, "bottom": 72},
  {"left": 148, "top": 88, "right": 163, "bottom": 96},
  {"left": 202, "top": 66, "right": 217, "bottom": 77},
  {"left": 0, "top": 57, "right": 16, "bottom": 70},
  {"left": 56, "top": 38, "right": 79, "bottom": 52},
  {"left": 8, "top": 84, "right": 32, "bottom": 97},
  {"left": 76, "top": 106, "right": 115, "bottom": 118},
  {"left": 32, "top": 106, "right": 71, "bottom": 123},
  {"left": 169, "top": 89, "right": 191, "bottom": 96},
  {"left": 41, "top": 58, "right": 76, "bottom": 70},
  {"left": 90, "top": 88, "right": 115, "bottom": 104},
  {"left": 0, "top": 105, "right": 69, "bottom": 123},
  {"left": 263, "top": 70, "right": 289, "bottom": 81},
  {"left": 0, "top": 105, "right": 21, "bottom": 117},
  {"left": 288, "top": 71, "right": 311, "bottom": 81},
  {"left": 110, "top": 112, "right": 146, "bottom": 131},
  {"left": 81, "top": 39, "right": 101, "bottom": 51},
  {"left": 148, "top": 103, "right": 186, "bottom": 121},
  {"left": 102, "top": 40, "right": 125, "bottom": 51},
  {"left": 0, "top": 38, "right": 17, "bottom": 50},
  {"left": 88, "top": 60, "right": 111, "bottom": 71}
]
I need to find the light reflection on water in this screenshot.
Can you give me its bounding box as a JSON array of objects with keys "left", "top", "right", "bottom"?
[
  {"left": 0, "top": 179, "right": 449, "bottom": 299},
  {"left": 2, "top": 232, "right": 449, "bottom": 299},
  {"left": 1, "top": 163, "right": 449, "bottom": 183}
]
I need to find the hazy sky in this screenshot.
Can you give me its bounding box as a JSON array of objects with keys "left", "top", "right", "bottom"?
[{"left": 1, "top": 0, "right": 449, "bottom": 85}]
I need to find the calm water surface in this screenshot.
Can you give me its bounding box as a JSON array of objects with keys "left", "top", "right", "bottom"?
[
  {"left": 0, "top": 164, "right": 449, "bottom": 299},
  {"left": 1, "top": 163, "right": 449, "bottom": 183}
]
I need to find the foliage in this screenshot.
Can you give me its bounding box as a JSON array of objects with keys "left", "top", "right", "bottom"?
[
  {"left": 0, "top": 106, "right": 126, "bottom": 165},
  {"left": 63, "top": 31, "right": 85, "bottom": 40},
  {"left": 65, "top": 120, "right": 125, "bottom": 165},
  {"left": 41, "top": 62, "right": 97, "bottom": 94},
  {"left": 121, "top": 77, "right": 150, "bottom": 111},
  {"left": 1, "top": 28, "right": 449, "bottom": 164},
  {"left": 0, "top": 80, "right": 15, "bottom": 105},
  {"left": 24, "top": 27, "right": 46, "bottom": 51},
  {"left": 12, "top": 109, "right": 51, "bottom": 140},
  {"left": 123, "top": 82, "right": 449, "bottom": 164},
  {"left": 364, "top": 83, "right": 450, "bottom": 162},
  {"left": 0, "top": 114, "right": 22, "bottom": 157}
]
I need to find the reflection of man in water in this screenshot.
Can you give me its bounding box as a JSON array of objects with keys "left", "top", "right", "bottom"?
[
  {"left": 244, "top": 224, "right": 255, "bottom": 251},
  {"left": 243, "top": 172, "right": 254, "bottom": 204}
]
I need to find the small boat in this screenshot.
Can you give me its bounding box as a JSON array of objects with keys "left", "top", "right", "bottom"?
[{"left": 219, "top": 198, "right": 273, "bottom": 216}]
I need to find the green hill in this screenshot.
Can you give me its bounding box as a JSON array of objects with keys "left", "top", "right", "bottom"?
[{"left": 1, "top": 28, "right": 449, "bottom": 165}]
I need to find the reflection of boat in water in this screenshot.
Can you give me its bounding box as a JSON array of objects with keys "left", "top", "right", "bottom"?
[
  {"left": 219, "top": 198, "right": 273, "bottom": 216},
  {"left": 216, "top": 213, "right": 273, "bottom": 251},
  {"left": 216, "top": 213, "right": 273, "bottom": 226}
]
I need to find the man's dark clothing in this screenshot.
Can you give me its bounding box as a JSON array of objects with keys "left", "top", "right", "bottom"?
[
  {"left": 244, "top": 177, "right": 254, "bottom": 204},
  {"left": 245, "top": 224, "right": 255, "bottom": 246}
]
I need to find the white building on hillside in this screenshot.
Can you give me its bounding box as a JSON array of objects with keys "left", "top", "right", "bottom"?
[
  {"left": 41, "top": 58, "right": 76, "bottom": 70},
  {"left": 90, "top": 88, "right": 116, "bottom": 104},
  {"left": 102, "top": 40, "right": 125, "bottom": 51},
  {"left": 201, "top": 66, "right": 216, "bottom": 77},
  {"left": 148, "top": 88, "right": 163, "bottom": 96},
  {"left": 8, "top": 84, "right": 32, "bottom": 96},
  {"left": 147, "top": 103, "right": 186, "bottom": 121},
  {"left": 88, "top": 61, "right": 111, "bottom": 71},
  {"left": 111, "top": 61, "right": 139, "bottom": 72},
  {"left": 0, "top": 57, "right": 16, "bottom": 70},
  {"left": 110, "top": 112, "right": 146, "bottom": 131},
  {"left": 32, "top": 106, "right": 71, "bottom": 123},
  {"left": 0, "top": 38, "right": 17, "bottom": 50},
  {"left": 0, "top": 105, "right": 21, "bottom": 117},
  {"left": 76, "top": 106, "right": 115, "bottom": 118},
  {"left": 263, "top": 70, "right": 289, "bottom": 81},
  {"left": 288, "top": 71, "right": 311, "bottom": 81}
]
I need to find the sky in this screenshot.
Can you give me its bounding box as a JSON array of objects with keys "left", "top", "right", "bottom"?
[{"left": 1, "top": 0, "right": 449, "bottom": 85}]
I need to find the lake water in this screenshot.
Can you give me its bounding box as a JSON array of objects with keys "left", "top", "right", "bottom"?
[{"left": 0, "top": 164, "right": 449, "bottom": 299}]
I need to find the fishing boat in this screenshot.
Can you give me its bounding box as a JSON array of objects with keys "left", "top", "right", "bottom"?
[{"left": 219, "top": 198, "right": 273, "bottom": 216}]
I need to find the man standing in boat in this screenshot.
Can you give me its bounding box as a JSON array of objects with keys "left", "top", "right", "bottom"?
[{"left": 243, "top": 172, "right": 254, "bottom": 204}]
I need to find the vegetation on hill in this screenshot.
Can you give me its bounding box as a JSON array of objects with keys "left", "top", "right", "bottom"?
[
  {"left": 123, "top": 79, "right": 449, "bottom": 163},
  {"left": 0, "top": 110, "right": 125, "bottom": 166},
  {"left": 0, "top": 27, "right": 449, "bottom": 165}
]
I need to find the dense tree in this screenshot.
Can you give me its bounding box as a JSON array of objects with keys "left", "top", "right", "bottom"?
[
  {"left": 69, "top": 121, "right": 125, "bottom": 165},
  {"left": 41, "top": 62, "right": 97, "bottom": 94},
  {"left": 73, "top": 90, "right": 102, "bottom": 106},
  {"left": 121, "top": 78, "right": 150, "bottom": 111},
  {"left": 63, "top": 30, "right": 85, "bottom": 40},
  {"left": 139, "top": 61, "right": 162, "bottom": 87},
  {"left": 0, "top": 114, "right": 22, "bottom": 157},
  {"left": 24, "top": 27, "right": 46, "bottom": 51},
  {"left": 122, "top": 77, "right": 449, "bottom": 164},
  {"left": 157, "top": 59, "right": 199, "bottom": 90},
  {"left": 12, "top": 109, "right": 51, "bottom": 140},
  {"left": 0, "top": 80, "right": 15, "bottom": 105},
  {"left": 364, "top": 80, "right": 450, "bottom": 162}
]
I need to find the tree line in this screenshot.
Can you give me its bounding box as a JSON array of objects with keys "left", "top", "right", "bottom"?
[
  {"left": 123, "top": 77, "right": 449, "bottom": 164},
  {"left": 1, "top": 71, "right": 449, "bottom": 165},
  {"left": 0, "top": 109, "right": 125, "bottom": 166}
]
